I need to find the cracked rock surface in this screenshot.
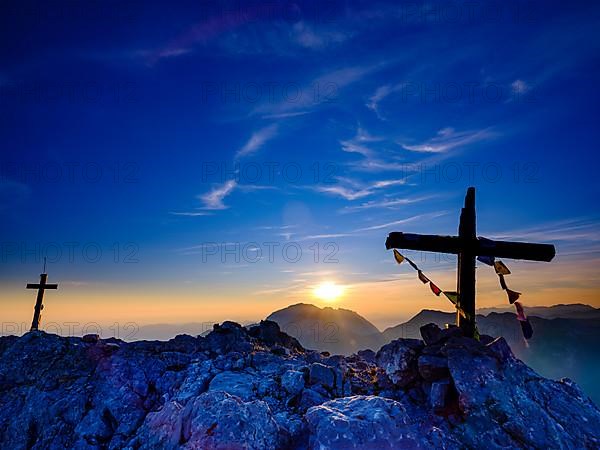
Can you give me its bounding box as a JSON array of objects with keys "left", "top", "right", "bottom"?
[{"left": 0, "top": 321, "right": 598, "bottom": 449}]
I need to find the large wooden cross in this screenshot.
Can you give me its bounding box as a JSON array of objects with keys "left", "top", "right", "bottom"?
[
  {"left": 385, "top": 187, "right": 555, "bottom": 337},
  {"left": 26, "top": 268, "right": 58, "bottom": 331}
]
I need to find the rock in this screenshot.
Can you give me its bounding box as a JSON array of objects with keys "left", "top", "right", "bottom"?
[
  {"left": 441, "top": 335, "right": 484, "bottom": 356},
  {"left": 0, "top": 324, "right": 599, "bottom": 449},
  {"left": 102, "top": 342, "right": 120, "bottom": 353},
  {"left": 204, "top": 322, "right": 253, "bottom": 355},
  {"left": 478, "top": 334, "right": 495, "bottom": 346},
  {"left": 82, "top": 333, "right": 99, "bottom": 344},
  {"left": 418, "top": 355, "right": 450, "bottom": 381},
  {"left": 420, "top": 323, "right": 442, "bottom": 344},
  {"left": 309, "top": 363, "right": 335, "bottom": 389},
  {"left": 163, "top": 334, "right": 201, "bottom": 353},
  {"left": 174, "top": 360, "right": 213, "bottom": 403},
  {"left": 281, "top": 370, "right": 305, "bottom": 395},
  {"left": 486, "top": 336, "right": 514, "bottom": 361},
  {"left": 136, "top": 391, "right": 283, "bottom": 449},
  {"left": 445, "top": 343, "right": 600, "bottom": 448},
  {"left": 248, "top": 320, "right": 304, "bottom": 353},
  {"left": 306, "top": 396, "right": 458, "bottom": 449},
  {"left": 160, "top": 351, "right": 191, "bottom": 371},
  {"left": 421, "top": 323, "right": 463, "bottom": 346},
  {"left": 271, "top": 345, "right": 288, "bottom": 356},
  {"left": 208, "top": 371, "right": 256, "bottom": 401},
  {"left": 357, "top": 349, "right": 376, "bottom": 363},
  {"left": 376, "top": 338, "right": 423, "bottom": 387},
  {"left": 430, "top": 380, "right": 450, "bottom": 412}
]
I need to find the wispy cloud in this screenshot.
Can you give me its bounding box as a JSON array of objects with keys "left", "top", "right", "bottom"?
[
  {"left": 235, "top": 124, "right": 278, "bottom": 159},
  {"left": 485, "top": 218, "right": 600, "bottom": 243},
  {"left": 253, "top": 63, "right": 384, "bottom": 116},
  {"left": 312, "top": 175, "right": 407, "bottom": 201},
  {"left": 511, "top": 79, "right": 529, "bottom": 94},
  {"left": 291, "top": 21, "right": 352, "bottom": 49},
  {"left": 339, "top": 195, "right": 432, "bottom": 213},
  {"left": 300, "top": 233, "right": 353, "bottom": 240},
  {"left": 340, "top": 126, "right": 381, "bottom": 158},
  {"left": 169, "top": 211, "right": 214, "bottom": 217},
  {"left": 147, "top": 3, "right": 284, "bottom": 64},
  {"left": 198, "top": 180, "right": 237, "bottom": 210},
  {"left": 399, "top": 127, "right": 496, "bottom": 153},
  {"left": 354, "top": 211, "right": 448, "bottom": 232},
  {"left": 366, "top": 82, "right": 405, "bottom": 119},
  {"left": 338, "top": 126, "right": 408, "bottom": 173},
  {"left": 314, "top": 185, "right": 373, "bottom": 201}
]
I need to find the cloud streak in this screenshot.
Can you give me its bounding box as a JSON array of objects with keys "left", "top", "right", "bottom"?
[
  {"left": 198, "top": 180, "right": 237, "bottom": 210},
  {"left": 235, "top": 124, "right": 278, "bottom": 159},
  {"left": 399, "top": 127, "right": 496, "bottom": 153},
  {"left": 354, "top": 211, "right": 448, "bottom": 232}
]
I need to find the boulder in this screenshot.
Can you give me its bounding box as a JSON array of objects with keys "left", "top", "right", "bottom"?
[
  {"left": 357, "top": 349, "right": 376, "bottom": 363},
  {"left": 376, "top": 338, "right": 424, "bottom": 387},
  {"left": 306, "top": 395, "right": 458, "bottom": 449},
  {"left": 421, "top": 323, "right": 463, "bottom": 346},
  {"left": 430, "top": 380, "right": 450, "bottom": 412},
  {"left": 208, "top": 371, "right": 256, "bottom": 401},
  {"left": 309, "top": 363, "right": 335, "bottom": 389},
  {"left": 135, "top": 391, "right": 283, "bottom": 449},
  {"left": 445, "top": 343, "right": 600, "bottom": 448},
  {"left": 204, "top": 322, "right": 253, "bottom": 355},
  {"left": 82, "top": 333, "right": 99, "bottom": 344},
  {"left": 281, "top": 370, "right": 305, "bottom": 395},
  {"left": 0, "top": 324, "right": 599, "bottom": 450},
  {"left": 420, "top": 323, "right": 442, "bottom": 345},
  {"left": 418, "top": 355, "right": 450, "bottom": 381}
]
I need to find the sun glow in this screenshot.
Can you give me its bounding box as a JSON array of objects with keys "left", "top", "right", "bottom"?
[{"left": 313, "top": 282, "right": 344, "bottom": 303}]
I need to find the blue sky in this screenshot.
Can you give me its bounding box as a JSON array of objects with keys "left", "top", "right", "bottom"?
[{"left": 1, "top": 0, "right": 599, "bottom": 329}]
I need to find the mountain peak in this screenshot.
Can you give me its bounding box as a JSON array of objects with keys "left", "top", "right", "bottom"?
[
  {"left": 267, "top": 303, "right": 383, "bottom": 354},
  {"left": 1, "top": 321, "right": 598, "bottom": 448}
]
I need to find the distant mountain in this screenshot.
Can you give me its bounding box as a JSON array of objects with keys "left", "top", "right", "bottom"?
[
  {"left": 477, "top": 303, "right": 600, "bottom": 320},
  {"left": 133, "top": 323, "right": 213, "bottom": 341},
  {"left": 267, "top": 303, "right": 385, "bottom": 355},
  {"left": 266, "top": 303, "right": 600, "bottom": 404}
]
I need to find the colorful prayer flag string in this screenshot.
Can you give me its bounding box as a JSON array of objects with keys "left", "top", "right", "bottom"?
[
  {"left": 392, "top": 249, "right": 468, "bottom": 317},
  {"left": 478, "top": 254, "right": 532, "bottom": 339}
]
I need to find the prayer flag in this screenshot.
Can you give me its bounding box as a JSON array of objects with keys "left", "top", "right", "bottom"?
[
  {"left": 393, "top": 249, "right": 404, "bottom": 265},
  {"left": 494, "top": 260, "right": 511, "bottom": 275},
  {"left": 520, "top": 319, "right": 533, "bottom": 340},
  {"left": 514, "top": 301, "right": 527, "bottom": 321},
  {"left": 457, "top": 307, "right": 472, "bottom": 321},
  {"left": 477, "top": 255, "right": 495, "bottom": 266},
  {"left": 443, "top": 291, "right": 458, "bottom": 304},
  {"left": 405, "top": 257, "right": 419, "bottom": 271},
  {"left": 498, "top": 274, "right": 508, "bottom": 290},
  {"left": 429, "top": 282, "right": 442, "bottom": 296},
  {"left": 506, "top": 289, "right": 521, "bottom": 304},
  {"left": 418, "top": 271, "right": 430, "bottom": 284}
]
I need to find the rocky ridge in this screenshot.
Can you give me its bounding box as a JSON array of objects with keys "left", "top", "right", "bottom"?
[{"left": 0, "top": 320, "right": 598, "bottom": 449}]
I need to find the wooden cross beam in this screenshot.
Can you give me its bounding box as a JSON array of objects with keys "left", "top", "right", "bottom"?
[
  {"left": 26, "top": 272, "right": 58, "bottom": 331},
  {"left": 385, "top": 187, "right": 555, "bottom": 337}
]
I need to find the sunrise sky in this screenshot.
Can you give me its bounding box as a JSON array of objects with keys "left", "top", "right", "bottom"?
[{"left": 1, "top": 0, "right": 599, "bottom": 335}]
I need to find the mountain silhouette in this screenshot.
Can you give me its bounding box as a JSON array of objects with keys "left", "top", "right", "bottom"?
[
  {"left": 268, "top": 303, "right": 600, "bottom": 404},
  {"left": 267, "top": 303, "right": 385, "bottom": 355},
  {"left": 477, "top": 303, "right": 600, "bottom": 320}
]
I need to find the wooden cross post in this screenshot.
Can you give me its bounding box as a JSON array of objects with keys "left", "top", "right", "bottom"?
[
  {"left": 27, "top": 267, "right": 58, "bottom": 331},
  {"left": 385, "top": 187, "right": 555, "bottom": 337}
]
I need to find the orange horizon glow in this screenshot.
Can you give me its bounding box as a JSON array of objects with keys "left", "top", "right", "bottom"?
[{"left": 2, "top": 254, "right": 599, "bottom": 338}]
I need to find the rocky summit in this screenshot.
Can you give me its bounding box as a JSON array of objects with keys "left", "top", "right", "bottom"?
[{"left": 0, "top": 321, "right": 599, "bottom": 449}]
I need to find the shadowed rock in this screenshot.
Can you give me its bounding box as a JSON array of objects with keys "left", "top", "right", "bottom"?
[{"left": 0, "top": 321, "right": 598, "bottom": 449}]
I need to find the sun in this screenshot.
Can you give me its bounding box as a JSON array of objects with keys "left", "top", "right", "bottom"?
[{"left": 313, "top": 282, "right": 344, "bottom": 303}]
